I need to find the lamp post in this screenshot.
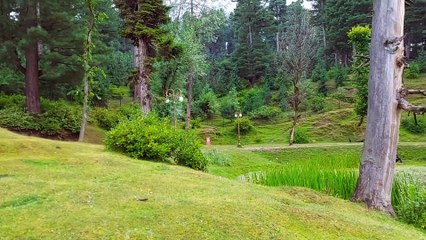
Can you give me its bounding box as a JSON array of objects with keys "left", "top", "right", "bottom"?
[
  {"left": 165, "top": 89, "right": 184, "bottom": 128},
  {"left": 235, "top": 112, "right": 242, "bottom": 148}
]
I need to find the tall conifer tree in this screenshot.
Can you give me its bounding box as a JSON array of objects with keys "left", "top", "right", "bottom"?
[{"left": 114, "top": 0, "right": 175, "bottom": 113}]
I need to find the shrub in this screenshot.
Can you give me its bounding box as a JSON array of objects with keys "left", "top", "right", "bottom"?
[
  {"left": 104, "top": 114, "right": 207, "bottom": 170},
  {"left": 0, "top": 94, "right": 25, "bottom": 109},
  {"left": 249, "top": 106, "right": 282, "bottom": 120},
  {"left": 0, "top": 97, "right": 81, "bottom": 135},
  {"left": 401, "top": 117, "right": 426, "bottom": 134},
  {"left": 294, "top": 128, "right": 309, "bottom": 144},
  {"left": 0, "top": 106, "right": 39, "bottom": 131},
  {"left": 241, "top": 88, "right": 265, "bottom": 114},
  {"left": 91, "top": 108, "right": 121, "bottom": 130},
  {"left": 91, "top": 104, "right": 141, "bottom": 130},
  {"left": 174, "top": 131, "right": 207, "bottom": 171},
  {"left": 40, "top": 99, "right": 81, "bottom": 134},
  {"left": 404, "top": 62, "right": 421, "bottom": 79},
  {"left": 194, "top": 87, "right": 219, "bottom": 119},
  {"left": 308, "top": 95, "right": 326, "bottom": 113},
  {"left": 234, "top": 117, "right": 254, "bottom": 135},
  {"left": 327, "top": 66, "right": 349, "bottom": 88}
]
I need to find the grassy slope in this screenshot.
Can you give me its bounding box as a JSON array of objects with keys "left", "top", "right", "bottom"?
[
  {"left": 198, "top": 74, "right": 426, "bottom": 145},
  {"left": 1, "top": 129, "right": 425, "bottom": 239}
]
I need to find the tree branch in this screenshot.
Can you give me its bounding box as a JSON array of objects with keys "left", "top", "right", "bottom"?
[
  {"left": 398, "top": 98, "right": 426, "bottom": 115},
  {"left": 12, "top": 49, "right": 26, "bottom": 74},
  {"left": 400, "top": 87, "right": 426, "bottom": 97}
]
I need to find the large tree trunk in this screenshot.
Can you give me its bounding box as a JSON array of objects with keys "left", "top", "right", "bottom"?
[
  {"left": 135, "top": 39, "right": 151, "bottom": 114},
  {"left": 352, "top": 0, "right": 405, "bottom": 216},
  {"left": 25, "top": 0, "right": 41, "bottom": 114},
  {"left": 185, "top": 71, "right": 194, "bottom": 132}
]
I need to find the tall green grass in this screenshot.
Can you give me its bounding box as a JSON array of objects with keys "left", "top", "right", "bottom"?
[{"left": 243, "top": 152, "right": 426, "bottom": 228}]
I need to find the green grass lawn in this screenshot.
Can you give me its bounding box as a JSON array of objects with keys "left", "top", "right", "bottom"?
[{"left": 1, "top": 128, "right": 426, "bottom": 239}]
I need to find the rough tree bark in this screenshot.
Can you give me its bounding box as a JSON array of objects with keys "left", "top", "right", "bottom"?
[
  {"left": 352, "top": 0, "right": 405, "bottom": 215},
  {"left": 135, "top": 39, "right": 151, "bottom": 114},
  {"left": 24, "top": 0, "right": 41, "bottom": 114}
]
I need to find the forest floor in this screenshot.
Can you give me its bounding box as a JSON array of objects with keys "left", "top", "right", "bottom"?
[{"left": 1, "top": 128, "right": 425, "bottom": 239}]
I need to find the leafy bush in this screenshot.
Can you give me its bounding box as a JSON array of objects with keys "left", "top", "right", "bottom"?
[
  {"left": 0, "top": 94, "right": 25, "bottom": 109},
  {"left": 294, "top": 128, "right": 309, "bottom": 144},
  {"left": 234, "top": 117, "right": 254, "bottom": 135},
  {"left": 91, "top": 108, "right": 121, "bottom": 130},
  {"left": 173, "top": 131, "right": 207, "bottom": 171},
  {"left": 194, "top": 87, "right": 219, "bottom": 119},
  {"left": 327, "top": 66, "right": 349, "bottom": 88},
  {"left": 0, "top": 97, "right": 81, "bottom": 135},
  {"left": 401, "top": 117, "right": 426, "bottom": 134},
  {"left": 104, "top": 114, "right": 207, "bottom": 170},
  {"left": 308, "top": 95, "right": 326, "bottom": 113},
  {"left": 404, "top": 62, "right": 422, "bottom": 79},
  {"left": 40, "top": 99, "right": 81, "bottom": 134},
  {"left": 0, "top": 106, "right": 39, "bottom": 131},
  {"left": 241, "top": 88, "right": 265, "bottom": 114},
  {"left": 249, "top": 106, "right": 282, "bottom": 120},
  {"left": 91, "top": 104, "right": 141, "bottom": 130},
  {"left": 220, "top": 87, "right": 239, "bottom": 120}
]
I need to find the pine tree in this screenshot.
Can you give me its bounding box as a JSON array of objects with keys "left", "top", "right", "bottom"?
[
  {"left": 232, "top": 0, "right": 273, "bottom": 87},
  {"left": 0, "top": 0, "right": 86, "bottom": 113},
  {"left": 323, "top": 0, "right": 372, "bottom": 66},
  {"left": 114, "top": 0, "right": 176, "bottom": 113}
]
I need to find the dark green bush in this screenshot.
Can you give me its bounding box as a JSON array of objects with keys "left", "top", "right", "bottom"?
[
  {"left": 241, "top": 88, "right": 265, "bottom": 114},
  {"left": 327, "top": 66, "right": 349, "bottom": 88},
  {"left": 194, "top": 87, "right": 219, "bottom": 119},
  {"left": 404, "top": 62, "right": 421, "bottom": 79},
  {"left": 0, "top": 106, "right": 39, "bottom": 131},
  {"left": 234, "top": 117, "right": 254, "bottom": 135},
  {"left": 401, "top": 117, "right": 426, "bottom": 134},
  {"left": 91, "top": 108, "right": 121, "bottom": 130},
  {"left": 308, "top": 95, "right": 326, "bottom": 113},
  {"left": 294, "top": 128, "right": 310, "bottom": 144},
  {"left": 104, "top": 114, "right": 207, "bottom": 170},
  {"left": 40, "top": 99, "right": 81, "bottom": 134},
  {"left": 0, "top": 97, "right": 81, "bottom": 135},
  {"left": 174, "top": 131, "right": 207, "bottom": 171},
  {"left": 0, "top": 94, "right": 25, "bottom": 109},
  {"left": 249, "top": 106, "right": 282, "bottom": 120},
  {"left": 91, "top": 104, "right": 141, "bottom": 130}
]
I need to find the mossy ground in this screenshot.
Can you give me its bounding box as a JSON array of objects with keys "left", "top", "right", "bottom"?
[{"left": 1, "top": 128, "right": 425, "bottom": 239}]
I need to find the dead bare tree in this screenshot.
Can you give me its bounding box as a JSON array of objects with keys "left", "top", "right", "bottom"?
[
  {"left": 352, "top": 0, "right": 425, "bottom": 215},
  {"left": 280, "top": 2, "right": 317, "bottom": 145}
]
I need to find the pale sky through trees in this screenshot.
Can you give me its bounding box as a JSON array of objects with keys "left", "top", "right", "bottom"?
[{"left": 212, "top": 0, "right": 313, "bottom": 14}]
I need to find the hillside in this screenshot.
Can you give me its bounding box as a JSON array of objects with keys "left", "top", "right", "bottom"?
[{"left": 0, "top": 128, "right": 425, "bottom": 239}]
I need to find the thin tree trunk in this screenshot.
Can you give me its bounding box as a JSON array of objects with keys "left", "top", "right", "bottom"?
[
  {"left": 352, "top": 0, "right": 405, "bottom": 216},
  {"left": 79, "top": 0, "right": 96, "bottom": 142},
  {"left": 322, "top": 24, "right": 326, "bottom": 50},
  {"left": 289, "top": 125, "right": 295, "bottom": 145},
  {"left": 25, "top": 0, "right": 41, "bottom": 114},
  {"left": 185, "top": 71, "right": 194, "bottom": 131}
]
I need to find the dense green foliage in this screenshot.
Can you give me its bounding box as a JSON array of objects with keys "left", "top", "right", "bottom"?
[
  {"left": 0, "top": 94, "right": 80, "bottom": 135},
  {"left": 348, "top": 25, "right": 371, "bottom": 123},
  {"left": 104, "top": 114, "right": 207, "bottom": 170},
  {"left": 234, "top": 117, "right": 254, "bottom": 135}
]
